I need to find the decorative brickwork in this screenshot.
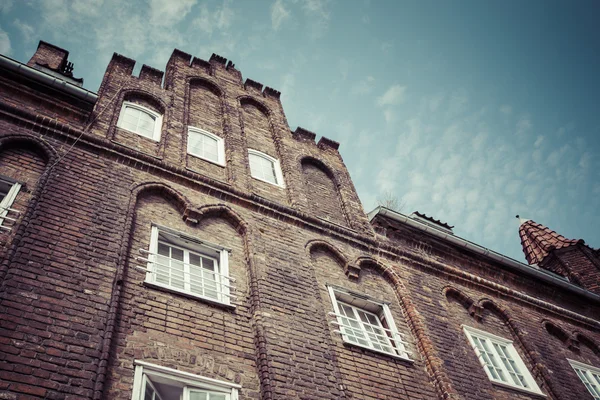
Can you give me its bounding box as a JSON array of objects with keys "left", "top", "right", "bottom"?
[{"left": 0, "top": 41, "right": 599, "bottom": 400}]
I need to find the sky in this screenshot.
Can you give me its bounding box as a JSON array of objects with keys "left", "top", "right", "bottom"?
[{"left": 0, "top": 0, "right": 599, "bottom": 262}]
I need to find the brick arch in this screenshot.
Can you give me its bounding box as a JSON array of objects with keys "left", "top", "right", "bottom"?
[
  {"left": 239, "top": 96, "right": 271, "bottom": 117},
  {"left": 0, "top": 133, "right": 58, "bottom": 164},
  {"left": 191, "top": 204, "right": 248, "bottom": 236},
  {"left": 478, "top": 298, "right": 559, "bottom": 399},
  {"left": 121, "top": 89, "right": 167, "bottom": 114},
  {"left": 349, "top": 256, "right": 462, "bottom": 400},
  {"left": 188, "top": 77, "right": 223, "bottom": 97},
  {"left": 443, "top": 286, "right": 476, "bottom": 310},
  {"left": 0, "top": 134, "right": 56, "bottom": 284},
  {"left": 130, "top": 181, "right": 191, "bottom": 216},
  {"left": 96, "top": 182, "right": 268, "bottom": 399},
  {"left": 306, "top": 239, "right": 348, "bottom": 269},
  {"left": 300, "top": 156, "right": 348, "bottom": 226},
  {"left": 187, "top": 78, "right": 225, "bottom": 132},
  {"left": 543, "top": 320, "right": 571, "bottom": 343},
  {"left": 573, "top": 331, "right": 600, "bottom": 356}
]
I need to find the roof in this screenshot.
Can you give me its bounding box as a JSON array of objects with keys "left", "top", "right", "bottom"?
[
  {"left": 411, "top": 211, "right": 454, "bottom": 230},
  {"left": 518, "top": 219, "right": 582, "bottom": 265}
]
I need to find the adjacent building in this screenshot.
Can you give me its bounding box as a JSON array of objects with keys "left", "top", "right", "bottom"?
[{"left": 0, "top": 41, "right": 599, "bottom": 400}]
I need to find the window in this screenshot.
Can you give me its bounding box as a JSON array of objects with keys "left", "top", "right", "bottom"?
[
  {"left": 139, "top": 225, "right": 234, "bottom": 306},
  {"left": 327, "top": 285, "right": 410, "bottom": 360},
  {"left": 462, "top": 325, "right": 543, "bottom": 395},
  {"left": 187, "top": 127, "right": 225, "bottom": 166},
  {"left": 117, "top": 101, "right": 162, "bottom": 141},
  {"left": 248, "top": 149, "right": 284, "bottom": 187},
  {"left": 132, "top": 360, "right": 240, "bottom": 400},
  {"left": 569, "top": 359, "right": 600, "bottom": 399},
  {"left": 0, "top": 176, "right": 21, "bottom": 228}
]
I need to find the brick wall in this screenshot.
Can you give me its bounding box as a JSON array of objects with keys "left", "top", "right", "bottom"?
[{"left": 0, "top": 42, "right": 599, "bottom": 400}]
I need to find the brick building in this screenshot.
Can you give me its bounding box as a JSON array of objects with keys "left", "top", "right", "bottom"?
[{"left": 0, "top": 41, "right": 599, "bottom": 400}]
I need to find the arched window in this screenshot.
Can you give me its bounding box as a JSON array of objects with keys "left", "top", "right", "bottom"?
[
  {"left": 187, "top": 127, "right": 225, "bottom": 166},
  {"left": 0, "top": 176, "right": 21, "bottom": 227},
  {"left": 248, "top": 149, "right": 284, "bottom": 187},
  {"left": 117, "top": 101, "right": 163, "bottom": 141}
]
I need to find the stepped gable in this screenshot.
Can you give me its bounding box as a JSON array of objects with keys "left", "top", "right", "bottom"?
[{"left": 518, "top": 218, "right": 582, "bottom": 265}]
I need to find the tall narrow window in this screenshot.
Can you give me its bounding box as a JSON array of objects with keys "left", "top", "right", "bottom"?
[
  {"left": 139, "top": 225, "right": 234, "bottom": 306},
  {"left": 187, "top": 127, "right": 225, "bottom": 166},
  {"left": 117, "top": 101, "right": 162, "bottom": 141},
  {"left": 248, "top": 149, "right": 284, "bottom": 187},
  {"left": 463, "top": 325, "right": 543, "bottom": 395},
  {"left": 327, "top": 285, "right": 410, "bottom": 360},
  {"left": 132, "top": 361, "right": 240, "bottom": 400},
  {"left": 0, "top": 176, "right": 21, "bottom": 228},
  {"left": 569, "top": 359, "right": 600, "bottom": 399}
]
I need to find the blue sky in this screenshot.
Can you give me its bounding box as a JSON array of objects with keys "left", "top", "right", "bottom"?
[{"left": 1, "top": 0, "right": 599, "bottom": 262}]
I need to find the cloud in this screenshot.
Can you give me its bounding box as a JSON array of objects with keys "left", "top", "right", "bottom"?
[
  {"left": 351, "top": 76, "right": 375, "bottom": 95},
  {"left": 280, "top": 72, "right": 296, "bottom": 103},
  {"left": 516, "top": 115, "right": 532, "bottom": 135},
  {"left": 301, "top": 0, "right": 331, "bottom": 38},
  {"left": 72, "top": 0, "right": 104, "bottom": 17},
  {"left": 499, "top": 105, "right": 512, "bottom": 115},
  {"left": 13, "top": 19, "right": 36, "bottom": 43},
  {"left": 377, "top": 84, "right": 406, "bottom": 107},
  {"left": 0, "top": 26, "right": 11, "bottom": 55},
  {"left": 428, "top": 92, "right": 445, "bottom": 112},
  {"left": 579, "top": 152, "right": 591, "bottom": 170},
  {"left": 271, "top": 0, "right": 290, "bottom": 30},
  {"left": 149, "top": 0, "right": 197, "bottom": 26},
  {"left": 194, "top": 0, "right": 234, "bottom": 35},
  {"left": 381, "top": 41, "right": 393, "bottom": 53},
  {"left": 534, "top": 135, "right": 544, "bottom": 148},
  {"left": 0, "top": 0, "right": 13, "bottom": 14}
]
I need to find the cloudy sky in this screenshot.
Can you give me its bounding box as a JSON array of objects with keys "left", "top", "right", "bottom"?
[{"left": 1, "top": 0, "right": 599, "bottom": 262}]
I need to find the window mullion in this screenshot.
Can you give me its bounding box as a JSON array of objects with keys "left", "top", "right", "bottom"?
[
  {"left": 184, "top": 250, "right": 191, "bottom": 292},
  {"left": 352, "top": 306, "right": 371, "bottom": 348}
]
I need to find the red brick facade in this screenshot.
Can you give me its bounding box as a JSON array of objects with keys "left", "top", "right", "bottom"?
[{"left": 0, "top": 41, "right": 599, "bottom": 400}]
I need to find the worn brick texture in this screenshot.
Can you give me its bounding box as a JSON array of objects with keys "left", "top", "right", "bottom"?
[{"left": 0, "top": 42, "right": 599, "bottom": 400}]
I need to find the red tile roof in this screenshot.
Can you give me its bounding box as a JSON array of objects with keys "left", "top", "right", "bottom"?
[{"left": 518, "top": 219, "right": 581, "bottom": 265}]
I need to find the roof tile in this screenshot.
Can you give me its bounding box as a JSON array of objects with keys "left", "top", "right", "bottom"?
[{"left": 519, "top": 220, "right": 580, "bottom": 265}]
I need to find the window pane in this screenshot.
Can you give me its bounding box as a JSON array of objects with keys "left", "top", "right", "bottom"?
[
  {"left": 144, "top": 385, "right": 155, "bottom": 400},
  {"left": 249, "top": 153, "right": 277, "bottom": 184},
  {"left": 209, "top": 394, "right": 227, "bottom": 400},
  {"left": 121, "top": 105, "right": 157, "bottom": 138},
  {"left": 188, "top": 131, "right": 220, "bottom": 163},
  {"left": 188, "top": 391, "right": 208, "bottom": 400}
]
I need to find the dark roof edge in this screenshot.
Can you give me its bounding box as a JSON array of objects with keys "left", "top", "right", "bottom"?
[
  {"left": 0, "top": 54, "right": 97, "bottom": 104},
  {"left": 368, "top": 206, "right": 600, "bottom": 304}
]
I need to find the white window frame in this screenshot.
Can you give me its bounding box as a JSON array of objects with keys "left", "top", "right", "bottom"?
[
  {"left": 187, "top": 127, "right": 226, "bottom": 166},
  {"left": 327, "top": 285, "right": 411, "bottom": 360},
  {"left": 248, "top": 149, "right": 285, "bottom": 188},
  {"left": 569, "top": 359, "right": 600, "bottom": 400},
  {"left": 0, "top": 177, "right": 21, "bottom": 228},
  {"left": 462, "top": 325, "right": 544, "bottom": 396},
  {"left": 143, "top": 225, "right": 233, "bottom": 306},
  {"left": 117, "top": 101, "right": 163, "bottom": 141},
  {"left": 131, "top": 360, "right": 240, "bottom": 400}
]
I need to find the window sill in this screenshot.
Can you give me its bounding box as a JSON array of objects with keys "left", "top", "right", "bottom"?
[
  {"left": 187, "top": 152, "right": 226, "bottom": 167},
  {"left": 342, "top": 340, "right": 413, "bottom": 363},
  {"left": 116, "top": 126, "right": 160, "bottom": 142},
  {"left": 250, "top": 175, "right": 285, "bottom": 189},
  {"left": 491, "top": 381, "right": 546, "bottom": 397},
  {"left": 143, "top": 281, "right": 236, "bottom": 310}
]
